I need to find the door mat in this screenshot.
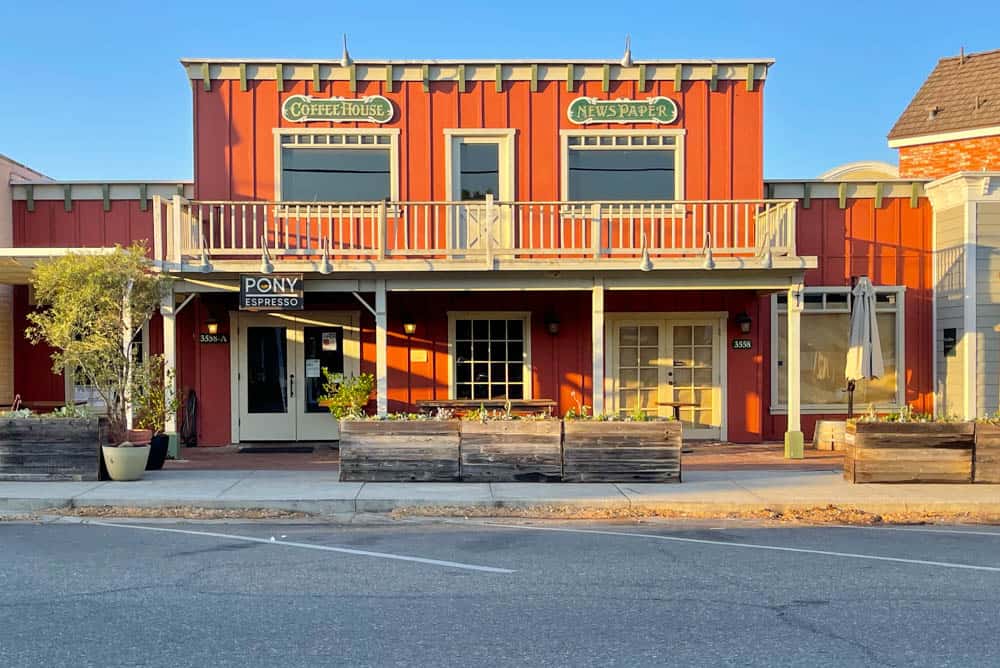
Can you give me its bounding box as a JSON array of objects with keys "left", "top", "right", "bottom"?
[{"left": 237, "top": 446, "right": 315, "bottom": 454}]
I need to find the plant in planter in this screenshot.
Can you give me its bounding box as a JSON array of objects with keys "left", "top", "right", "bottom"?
[
  {"left": 458, "top": 406, "right": 562, "bottom": 482},
  {"left": 132, "top": 355, "right": 180, "bottom": 470},
  {"left": 319, "top": 370, "right": 375, "bottom": 419},
  {"left": 845, "top": 405, "right": 973, "bottom": 483},
  {"left": 562, "top": 406, "right": 682, "bottom": 483},
  {"left": 26, "top": 243, "right": 168, "bottom": 481}
]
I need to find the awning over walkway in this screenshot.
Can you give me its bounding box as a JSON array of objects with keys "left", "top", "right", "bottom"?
[{"left": 0, "top": 248, "right": 117, "bottom": 285}]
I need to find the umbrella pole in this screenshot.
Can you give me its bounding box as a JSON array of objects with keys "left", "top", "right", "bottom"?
[{"left": 847, "top": 380, "right": 856, "bottom": 419}]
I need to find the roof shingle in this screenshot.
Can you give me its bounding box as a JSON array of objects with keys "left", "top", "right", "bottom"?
[{"left": 888, "top": 48, "right": 1000, "bottom": 141}]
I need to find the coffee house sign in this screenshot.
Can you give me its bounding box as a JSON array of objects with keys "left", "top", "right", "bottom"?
[
  {"left": 568, "top": 96, "right": 679, "bottom": 125},
  {"left": 240, "top": 274, "right": 304, "bottom": 311},
  {"left": 281, "top": 94, "right": 395, "bottom": 123}
]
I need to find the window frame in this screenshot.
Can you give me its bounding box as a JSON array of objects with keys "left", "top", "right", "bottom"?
[
  {"left": 769, "top": 285, "right": 906, "bottom": 414},
  {"left": 443, "top": 128, "right": 517, "bottom": 203},
  {"left": 559, "top": 129, "right": 686, "bottom": 202},
  {"left": 272, "top": 128, "right": 400, "bottom": 202},
  {"left": 447, "top": 311, "right": 532, "bottom": 401}
]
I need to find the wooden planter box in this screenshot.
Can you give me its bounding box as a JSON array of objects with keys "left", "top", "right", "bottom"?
[
  {"left": 973, "top": 423, "right": 1000, "bottom": 483},
  {"left": 338, "top": 420, "right": 460, "bottom": 482},
  {"left": 562, "top": 420, "right": 682, "bottom": 483},
  {"left": 844, "top": 422, "right": 974, "bottom": 483},
  {"left": 0, "top": 418, "right": 102, "bottom": 481},
  {"left": 459, "top": 420, "right": 562, "bottom": 482}
]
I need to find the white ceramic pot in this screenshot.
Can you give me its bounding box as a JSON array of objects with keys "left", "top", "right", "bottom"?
[{"left": 102, "top": 444, "right": 151, "bottom": 481}]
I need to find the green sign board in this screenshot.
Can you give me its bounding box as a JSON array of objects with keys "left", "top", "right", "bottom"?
[
  {"left": 281, "top": 95, "right": 395, "bottom": 124},
  {"left": 567, "top": 96, "right": 679, "bottom": 125}
]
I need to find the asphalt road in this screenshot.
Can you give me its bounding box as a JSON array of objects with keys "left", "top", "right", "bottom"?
[{"left": 2, "top": 517, "right": 999, "bottom": 667}]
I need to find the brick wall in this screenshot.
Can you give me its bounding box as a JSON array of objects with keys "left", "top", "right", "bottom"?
[{"left": 898, "top": 134, "right": 1000, "bottom": 179}]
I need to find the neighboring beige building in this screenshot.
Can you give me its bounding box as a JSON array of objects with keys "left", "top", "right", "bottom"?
[{"left": 0, "top": 155, "right": 50, "bottom": 405}]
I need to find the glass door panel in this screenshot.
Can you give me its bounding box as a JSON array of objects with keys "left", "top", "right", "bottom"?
[
  {"left": 247, "top": 327, "right": 289, "bottom": 414},
  {"left": 616, "top": 324, "right": 660, "bottom": 415},
  {"left": 239, "top": 318, "right": 296, "bottom": 441},
  {"left": 302, "top": 326, "right": 344, "bottom": 414},
  {"left": 671, "top": 324, "right": 717, "bottom": 436}
]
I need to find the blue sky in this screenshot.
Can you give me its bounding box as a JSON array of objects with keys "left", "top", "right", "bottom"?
[{"left": 1, "top": 1, "right": 996, "bottom": 180}]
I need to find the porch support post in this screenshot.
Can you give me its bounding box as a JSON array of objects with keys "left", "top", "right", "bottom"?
[
  {"left": 375, "top": 279, "right": 388, "bottom": 417},
  {"left": 160, "top": 288, "right": 179, "bottom": 440},
  {"left": 784, "top": 283, "right": 804, "bottom": 459},
  {"left": 592, "top": 279, "right": 605, "bottom": 416}
]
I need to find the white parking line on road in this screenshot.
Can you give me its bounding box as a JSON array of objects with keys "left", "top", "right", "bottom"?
[
  {"left": 87, "top": 520, "right": 515, "bottom": 574},
  {"left": 829, "top": 524, "right": 1000, "bottom": 538},
  {"left": 474, "top": 522, "right": 1000, "bottom": 573}
]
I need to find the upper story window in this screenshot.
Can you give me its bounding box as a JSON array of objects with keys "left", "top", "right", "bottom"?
[
  {"left": 561, "top": 130, "right": 685, "bottom": 202},
  {"left": 275, "top": 129, "right": 400, "bottom": 202}
]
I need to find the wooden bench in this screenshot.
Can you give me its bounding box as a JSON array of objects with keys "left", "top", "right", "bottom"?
[{"left": 416, "top": 399, "right": 557, "bottom": 418}]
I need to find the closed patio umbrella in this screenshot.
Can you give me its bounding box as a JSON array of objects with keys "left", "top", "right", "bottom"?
[{"left": 844, "top": 276, "right": 885, "bottom": 417}]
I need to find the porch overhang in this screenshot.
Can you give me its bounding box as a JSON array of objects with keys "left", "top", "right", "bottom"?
[
  {"left": 0, "top": 248, "right": 118, "bottom": 285},
  {"left": 167, "top": 264, "right": 815, "bottom": 294}
]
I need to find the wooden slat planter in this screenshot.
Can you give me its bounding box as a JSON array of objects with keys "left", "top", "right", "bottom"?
[
  {"left": 973, "top": 423, "right": 1000, "bottom": 484},
  {"left": 0, "top": 418, "right": 102, "bottom": 481},
  {"left": 338, "top": 420, "right": 460, "bottom": 482},
  {"left": 844, "top": 422, "right": 974, "bottom": 484},
  {"left": 459, "top": 420, "right": 562, "bottom": 482},
  {"left": 562, "top": 420, "right": 682, "bottom": 483}
]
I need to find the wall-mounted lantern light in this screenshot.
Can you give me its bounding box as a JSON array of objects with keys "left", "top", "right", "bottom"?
[
  {"left": 402, "top": 316, "right": 417, "bottom": 335},
  {"left": 735, "top": 312, "right": 752, "bottom": 334},
  {"left": 205, "top": 318, "right": 220, "bottom": 335},
  {"left": 545, "top": 313, "right": 560, "bottom": 336}
]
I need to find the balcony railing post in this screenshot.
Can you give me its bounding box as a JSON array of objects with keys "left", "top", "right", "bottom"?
[
  {"left": 152, "top": 195, "right": 163, "bottom": 264},
  {"left": 591, "top": 203, "right": 602, "bottom": 259},
  {"left": 377, "top": 201, "right": 387, "bottom": 261},
  {"left": 171, "top": 194, "right": 184, "bottom": 265},
  {"left": 485, "top": 193, "right": 495, "bottom": 269}
]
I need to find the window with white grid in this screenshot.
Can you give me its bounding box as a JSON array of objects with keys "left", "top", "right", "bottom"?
[{"left": 451, "top": 315, "right": 529, "bottom": 400}]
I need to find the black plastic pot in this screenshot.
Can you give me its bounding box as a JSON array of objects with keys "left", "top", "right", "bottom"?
[{"left": 146, "top": 434, "right": 170, "bottom": 470}]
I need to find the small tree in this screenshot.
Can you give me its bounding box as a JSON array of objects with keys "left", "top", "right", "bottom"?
[{"left": 26, "top": 244, "right": 168, "bottom": 443}]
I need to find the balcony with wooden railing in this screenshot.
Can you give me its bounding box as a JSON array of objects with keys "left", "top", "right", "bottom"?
[{"left": 152, "top": 196, "right": 804, "bottom": 272}]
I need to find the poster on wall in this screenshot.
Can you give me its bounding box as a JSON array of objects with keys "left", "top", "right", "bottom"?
[
  {"left": 321, "top": 332, "right": 338, "bottom": 352},
  {"left": 305, "top": 359, "right": 321, "bottom": 378}
]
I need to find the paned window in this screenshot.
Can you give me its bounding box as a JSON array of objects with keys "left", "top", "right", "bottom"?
[
  {"left": 278, "top": 132, "right": 396, "bottom": 201},
  {"left": 773, "top": 287, "right": 904, "bottom": 409},
  {"left": 453, "top": 317, "right": 528, "bottom": 400},
  {"left": 564, "top": 133, "right": 680, "bottom": 201}
]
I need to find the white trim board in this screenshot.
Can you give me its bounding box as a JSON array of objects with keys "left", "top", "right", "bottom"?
[{"left": 888, "top": 125, "right": 1000, "bottom": 149}]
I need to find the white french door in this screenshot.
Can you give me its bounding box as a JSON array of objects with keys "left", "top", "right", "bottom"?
[
  {"left": 235, "top": 311, "right": 360, "bottom": 442},
  {"left": 608, "top": 316, "right": 725, "bottom": 440},
  {"left": 448, "top": 133, "right": 514, "bottom": 250}
]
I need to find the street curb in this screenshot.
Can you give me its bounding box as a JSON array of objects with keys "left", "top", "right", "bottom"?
[{"left": 6, "top": 496, "right": 1000, "bottom": 520}]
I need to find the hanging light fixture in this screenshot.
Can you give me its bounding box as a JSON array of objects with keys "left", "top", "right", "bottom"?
[
  {"left": 319, "top": 239, "right": 333, "bottom": 275},
  {"left": 260, "top": 235, "right": 274, "bottom": 274},
  {"left": 639, "top": 232, "right": 652, "bottom": 272},
  {"left": 734, "top": 312, "right": 752, "bottom": 334}
]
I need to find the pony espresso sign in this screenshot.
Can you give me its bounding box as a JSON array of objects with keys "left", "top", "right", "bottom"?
[
  {"left": 240, "top": 274, "right": 304, "bottom": 311},
  {"left": 567, "top": 96, "right": 679, "bottom": 125},
  {"left": 281, "top": 94, "right": 395, "bottom": 123}
]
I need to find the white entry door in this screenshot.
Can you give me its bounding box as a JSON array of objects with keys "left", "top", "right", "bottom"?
[
  {"left": 609, "top": 316, "right": 724, "bottom": 440},
  {"left": 236, "top": 311, "right": 360, "bottom": 442},
  {"left": 448, "top": 133, "right": 514, "bottom": 251}
]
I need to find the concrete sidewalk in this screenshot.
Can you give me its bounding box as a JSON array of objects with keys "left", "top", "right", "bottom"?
[{"left": 2, "top": 469, "right": 1000, "bottom": 517}]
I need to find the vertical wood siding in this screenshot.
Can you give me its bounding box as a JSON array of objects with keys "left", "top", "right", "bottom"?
[{"left": 192, "top": 78, "right": 764, "bottom": 201}]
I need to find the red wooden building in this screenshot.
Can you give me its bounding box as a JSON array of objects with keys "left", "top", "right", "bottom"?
[{"left": 2, "top": 55, "right": 936, "bottom": 448}]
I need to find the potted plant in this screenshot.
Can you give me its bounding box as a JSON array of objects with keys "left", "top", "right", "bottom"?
[
  {"left": 26, "top": 243, "right": 168, "bottom": 481},
  {"left": 324, "top": 372, "right": 462, "bottom": 482},
  {"left": 562, "top": 399, "right": 683, "bottom": 483},
  {"left": 459, "top": 403, "right": 562, "bottom": 482},
  {"left": 844, "top": 406, "right": 973, "bottom": 483},
  {"left": 132, "top": 355, "right": 179, "bottom": 470}
]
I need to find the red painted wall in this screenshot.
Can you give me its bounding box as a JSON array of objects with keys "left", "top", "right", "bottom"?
[
  {"left": 191, "top": 78, "right": 764, "bottom": 202},
  {"left": 12, "top": 199, "right": 156, "bottom": 248},
  {"left": 763, "top": 195, "right": 934, "bottom": 440}
]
